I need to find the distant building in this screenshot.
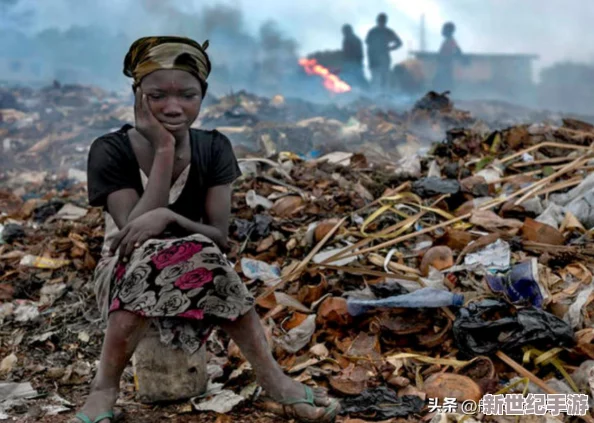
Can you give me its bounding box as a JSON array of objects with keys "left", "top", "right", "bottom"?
[{"left": 409, "top": 51, "right": 538, "bottom": 102}]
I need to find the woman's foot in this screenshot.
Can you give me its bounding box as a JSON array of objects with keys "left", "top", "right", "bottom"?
[
  {"left": 70, "top": 387, "right": 119, "bottom": 423},
  {"left": 259, "top": 376, "right": 340, "bottom": 422},
  {"left": 220, "top": 309, "right": 340, "bottom": 422}
]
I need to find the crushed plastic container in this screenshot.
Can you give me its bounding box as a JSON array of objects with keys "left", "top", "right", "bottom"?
[
  {"left": 485, "top": 258, "right": 547, "bottom": 307},
  {"left": 347, "top": 287, "right": 464, "bottom": 316}
]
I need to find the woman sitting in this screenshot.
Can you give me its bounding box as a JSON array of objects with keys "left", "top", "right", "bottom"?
[{"left": 73, "top": 36, "right": 340, "bottom": 423}]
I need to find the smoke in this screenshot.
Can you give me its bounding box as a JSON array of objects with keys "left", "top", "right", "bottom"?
[
  {"left": 0, "top": 0, "right": 301, "bottom": 96},
  {"left": 2, "top": 0, "right": 594, "bottom": 113}
]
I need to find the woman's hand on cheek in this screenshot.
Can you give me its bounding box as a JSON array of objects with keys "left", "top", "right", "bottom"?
[
  {"left": 110, "top": 208, "right": 175, "bottom": 261},
  {"left": 134, "top": 87, "right": 175, "bottom": 149}
]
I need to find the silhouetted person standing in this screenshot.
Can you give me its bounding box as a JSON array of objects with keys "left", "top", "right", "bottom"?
[
  {"left": 341, "top": 24, "right": 368, "bottom": 89},
  {"left": 366, "top": 13, "right": 402, "bottom": 91},
  {"left": 434, "top": 22, "right": 463, "bottom": 92}
]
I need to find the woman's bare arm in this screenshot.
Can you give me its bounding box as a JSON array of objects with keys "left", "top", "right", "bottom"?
[
  {"left": 168, "top": 184, "right": 233, "bottom": 249},
  {"left": 105, "top": 145, "right": 174, "bottom": 230},
  {"left": 123, "top": 146, "right": 175, "bottom": 224}
]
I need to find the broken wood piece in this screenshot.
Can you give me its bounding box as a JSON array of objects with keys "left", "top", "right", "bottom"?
[
  {"left": 499, "top": 141, "right": 592, "bottom": 164},
  {"left": 496, "top": 352, "right": 594, "bottom": 423},
  {"left": 527, "top": 176, "right": 583, "bottom": 198},
  {"left": 257, "top": 174, "right": 306, "bottom": 197},
  {"left": 495, "top": 351, "right": 556, "bottom": 394},
  {"left": 514, "top": 155, "right": 592, "bottom": 205},
  {"left": 322, "top": 195, "right": 450, "bottom": 264},
  {"left": 311, "top": 263, "right": 420, "bottom": 281},
  {"left": 369, "top": 253, "right": 421, "bottom": 275},
  {"left": 510, "top": 156, "right": 575, "bottom": 168}
]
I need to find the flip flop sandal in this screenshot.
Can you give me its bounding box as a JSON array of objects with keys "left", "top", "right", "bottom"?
[
  {"left": 257, "top": 385, "right": 341, "bottom": 423},
  {"left": 75, "top": 409, "right": 124, "bottom": 423}
]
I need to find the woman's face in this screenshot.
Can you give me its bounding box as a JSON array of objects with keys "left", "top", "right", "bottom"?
[{"left": 139, "top": 69, "right": 203, "bottom": 135}]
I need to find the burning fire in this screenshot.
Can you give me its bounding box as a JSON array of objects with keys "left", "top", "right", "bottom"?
[{"left": 298, "top": 58, "right": 351, "bottom": 94}]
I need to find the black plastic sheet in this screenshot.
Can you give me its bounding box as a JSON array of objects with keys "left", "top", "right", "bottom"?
[
  {"left": 1, "top": 224, "right": 25, "bottom": 243},
  {"left": 32, "top": 200, "right": 64, "bottom": 222},
  {"left": 232, "top": 214, "right": 273, "bottom": 241},
  {"left": 340, "top": 387, "right": 424, "bottom": 419},
  {"left": 369, "top": 281, "right": 408, "bottom": 299},
  {"left": 412, "top": 177, "right": 460, "bottom": 197},
  {"left": 453, "top": 300, "right": 575, "bottom": 357}
]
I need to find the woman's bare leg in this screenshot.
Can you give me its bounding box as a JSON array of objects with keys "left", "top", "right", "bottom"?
[
  {"left": 72, "top": 310, "right": 148, "bottom": 423},
  {"left": 219, "top": 308, "right": 335, "bottom": 420}
]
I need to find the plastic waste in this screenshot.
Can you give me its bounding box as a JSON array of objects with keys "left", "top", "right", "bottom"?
[
  {"left": 522, "top": 197, "right": 545, "bottom": 215},
  {"left": 232, "top": 214, "right": 272, "bottom": 241},
  {"left": 347, "top": 287, "right": 464, "bottom": 317},
  {"left": 563, "top": 284, "right": 594, "bottom": 330},
  {"left": 0, "top": 382, "right": 37, "bottom": 401},
  {"left": 485, "top": 258, "right": 547, "bottom": 307},
  {"left": 475, "top": 166, "right": 503, "bottom": 185},
  {"left": 453, "top": 300, "right": 575, "bottom": 357},
  {"left": 67, "top": 168, "right": 87, "bottom": 183},
  {"left": 316, "top": 151, "right": 353, "bottom": 166},
  {"left": 246, "top": 190, "right": 273, "bottom": 210},
  {"left": 572, "top": 360, "right": 594, "bottom": 399},
  {"left": 393, "top": 155, "right": 422, "bottom": 179},
  {"left": 14, "top": 303, "right": 40, "bottom": 322},
  {"left": 550, "top": 172, "right": 594, "bottom": 228},
  {"left": 427, "top": 160, "right": 442, "bottom": 178},
  {"left": 31, "top": 200, "right": 64, "bottom": 222},
  {"left": 340, "top": 386, "right": 424, "bottom": 419},
  {"left": 463, "top": 239, "right": 511, "bottom": 272},
  {"left": 299, "top": 150, "right": 323, "bottom": 160},
  {"left": 54, "top": 203, "right": 88, "bottom": 220},
  {"left": 536, "top": 203, "right": 565, "bottom": 229},
  {"left": 240, "top": 258, "right": 280, "bottom": 286},
  {"left": 19, "top": 255, "right": 70, "bottom": 269},
  {"left": 0, "top": 224, "right": 24, "bottom": 244},
  {"left": 191, "top": 388, "right": 244, "bottom": 413},
  {"left": 313, "top": 245, "right": 358, "bottom": 267},
  {"left": 566, "top": 190, "right": 594, "bottom": 229},
  {"left": 412, "top": 177, "right": 460, "bottom": 197},
  {"left": 275, "top": 314, "right": 316, "bottom": 353},
  {"left": 238, "top": 161, "right": 259, "bottom": 177}
]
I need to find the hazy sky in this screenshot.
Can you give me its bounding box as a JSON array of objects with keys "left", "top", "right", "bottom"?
[{"left": 4, "top": 0, "right": 594, "bottom": 75}]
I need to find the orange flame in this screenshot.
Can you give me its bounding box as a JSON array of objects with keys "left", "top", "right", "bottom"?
[{"left": 298, "top": 58, "right": 351, "bottom": 94}]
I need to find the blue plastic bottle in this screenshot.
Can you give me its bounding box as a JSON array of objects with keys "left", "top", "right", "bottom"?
[{"left": 347, "top": 287, "right": 464, "bottom": 316}]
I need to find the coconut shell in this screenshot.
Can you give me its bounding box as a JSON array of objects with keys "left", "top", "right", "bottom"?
[
  {"left": 419, "top": 246, "right": 454, "bottom": 276},
  {"left": 423, "top": 373, "right": 482, "bottom": 403}
]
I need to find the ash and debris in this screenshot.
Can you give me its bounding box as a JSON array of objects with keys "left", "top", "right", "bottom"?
[{"left": 1, "top": 84, "right": 594, "bottom": 422}]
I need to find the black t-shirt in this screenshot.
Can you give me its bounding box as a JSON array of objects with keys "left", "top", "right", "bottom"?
[{"left": 87, "top": 124, "right": 242, "bottom": 222}]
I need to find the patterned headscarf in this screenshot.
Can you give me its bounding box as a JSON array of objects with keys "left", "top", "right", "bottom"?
[{"left": 123, "top": 36, "right": 211, "bottom": 94}]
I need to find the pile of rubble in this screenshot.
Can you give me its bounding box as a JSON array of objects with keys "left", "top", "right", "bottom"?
[
  {"left": 2, "top": 82, "right": 568, "bottom": 172},
  {"left": 1, "top": 86, "right": 594, "bottom": 422}
]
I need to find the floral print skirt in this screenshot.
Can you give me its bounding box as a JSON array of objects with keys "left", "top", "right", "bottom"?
[{"left": 94, "top": 233, "right": 255, "bottom": 354}]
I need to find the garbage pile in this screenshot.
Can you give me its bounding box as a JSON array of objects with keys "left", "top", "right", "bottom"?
[
  {"left": 1, "top": 88, "right": 594, "bottom": 422},
  {"left": 2, "top": 82, "right": 554, "bottom": 173}
]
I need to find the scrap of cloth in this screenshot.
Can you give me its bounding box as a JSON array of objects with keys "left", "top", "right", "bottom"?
[{"left": 123, "top": 36, "right": 211, "bottom": 88}]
